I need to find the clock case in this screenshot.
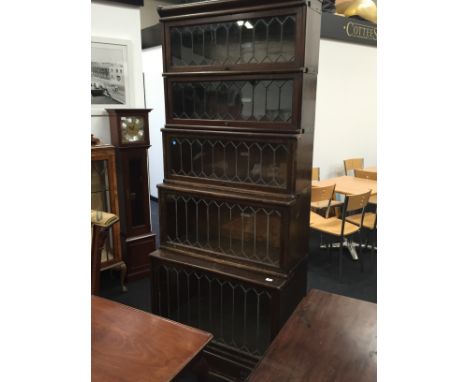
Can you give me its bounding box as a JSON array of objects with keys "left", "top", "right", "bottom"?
[
  {"left": 108, "top": 108, "right": 156, "bottom": 280},
  {"left": 108, "top": 108, "right": 151, "bottom": 147}
]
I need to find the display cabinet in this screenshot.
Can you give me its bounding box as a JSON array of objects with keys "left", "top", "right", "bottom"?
[
  {"left": 107, "top": 109, "right": 157, "bottom": 281},
  {"left": 91, "top": 145, "right": 127, "bottom": 291},
  {"left": 151, "top": 0, "right": 322, "bottom": 381}
]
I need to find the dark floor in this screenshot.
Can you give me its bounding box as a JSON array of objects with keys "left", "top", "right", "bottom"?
[{"left": 100, "top": 200, "right": 377, "bottom": 312}]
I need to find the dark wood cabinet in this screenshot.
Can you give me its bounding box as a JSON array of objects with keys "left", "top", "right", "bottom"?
[
  {"left": 107, "top": 109, "right": 157, "bottom": 281},
  {"left": 91, "top": 145, "right": 127, "bottom": 290},
  {"left": 151, "top": 1, "right": 322, "bottom": 380}
]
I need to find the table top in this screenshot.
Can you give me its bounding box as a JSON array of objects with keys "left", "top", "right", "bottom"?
[
  {"left": 247, "top": 289, "right": 376, "bottom": 382},
  {"left": 92, "top": 296, "right": 213, "bottom": 382},
  {"left": 312, "top": 175, "right": 377, "bottom": 196}
]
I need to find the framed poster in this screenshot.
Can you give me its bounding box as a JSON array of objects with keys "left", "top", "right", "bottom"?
[{"left": 91, "top": 37, "right": 134, "bottom": 115}]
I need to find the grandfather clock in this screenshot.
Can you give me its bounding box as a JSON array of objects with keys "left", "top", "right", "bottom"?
[{"left": 107, "top": 108, "right": 156, "bottom": 281}]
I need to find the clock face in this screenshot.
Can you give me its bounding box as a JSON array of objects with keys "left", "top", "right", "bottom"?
[{"left": 120, "top": 116, "right": 145, "bottom": 143}]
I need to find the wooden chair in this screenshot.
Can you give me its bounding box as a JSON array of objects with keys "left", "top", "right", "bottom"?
[
  {"left": 346, "top": 204, "right": 377, "bottom": 256},
  {"left": 311, "top": 167, "right": 320, "bottom": 181},
  {"left": 343, "top": 158, "right": 364, "bottom": 176},
  {"left": 310, "top": 183, "right": 335, "bottom": 216},
  {"left": 310, "top": 190, "right": 371, "bottom": 281},
  {"left": 91, "top": 210, "right": 120, "bottom": 295},
  {"left": 354, "top": 168, "right": 377, "bottom": 181},
  {"left": 311, "top": 184, "right": 343, "bottom": 218},
  {"left": 354, "top": 168, "right": 377, "bottom": 207}
]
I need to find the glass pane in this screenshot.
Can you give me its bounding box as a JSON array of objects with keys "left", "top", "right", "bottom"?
[
  {"left": 101, "top": 229, "right": 115, "bottom": 263},
  {"left": 165, "top": 193, "right": 282, "bottom": 266},
  {"left": 170, "top": 14, "right": 297, "bottom": 67},
  {"left": 120, "top": 116, "right": 145, "bottom": 143},
  {"left": 171, "top": 79, "right": 293, "bottom": 123},
  {"left": 91, "top": 159, "right": 114, "bottom": 264},
  {"left": 91, "top": 160, "right": 109, "bottom": 194},
  {"left": 157, "top": 264, "right": 272, "bottom": 356},
  {"left": 168, "top": 136, "right": 289, "bottom": 188}
]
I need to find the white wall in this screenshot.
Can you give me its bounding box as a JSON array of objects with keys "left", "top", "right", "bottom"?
[
  {"left": 314, "top": 39, "right": 377, "bottom": 179},
  {"left": 142, "top": 46, "right": 165, "bottom": 198},
  {"left": 91, "top": 1, "right": 145, "bottom": 143}
]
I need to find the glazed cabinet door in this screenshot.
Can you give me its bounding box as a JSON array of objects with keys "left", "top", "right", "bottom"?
[
  {"left": 157, "top": 185, "right": 306, "bottom": 274},
  {"left": 119, "top": 148, "right": 152, "bottom": 237},
  {"left": 163, "top": 128, "right": 297, "bottom": 194},
  {"left": 91, "top": 146, "right": 122, "bottom": 268},
  {"left": 163, "top": 6, "right": 305, "bottom": 73},
  {"left": 165, "top": 73, "right": 302, "bottom": 132}
]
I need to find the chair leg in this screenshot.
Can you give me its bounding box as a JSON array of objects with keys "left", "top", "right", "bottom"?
[
  {"left": 339, "top": 240, "right": 344, "bottom": 282},
  {"left": 372, "top": 230, "right": 377, "bottom": 267},
  {"left": 119, "top": 262, "right": 128, "bottom": 293},
  {"left": 358, "top": 231, "right": 364, "bottom": 272},
  {"left": 372, "top": 230, "right": 377, "bottom": 256}
]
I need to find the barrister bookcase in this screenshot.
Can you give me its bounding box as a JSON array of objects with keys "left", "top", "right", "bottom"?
[{"left": 150, "top": 1, "right": 322, "bottom": 380}]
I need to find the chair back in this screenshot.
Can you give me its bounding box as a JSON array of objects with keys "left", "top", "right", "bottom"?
[
  {"left": 340, "top": 190, "right": 372, "bottom": 233},
  {"left": 343, "top": 158, "right": 364, "bottom": 176},
  {"left": 311, "top": 184, "right": 336, "bottom": 217},
  {"left": 346, "top": 190, "right": 371, "bottom": 213},
  {"left": 354, "top": 168, "right": 377, "bottom": 181},
  {"left": 311, "top": 167, "right": 320, "bottom": 181},
  {"left": 311, "top": 184, "right": 335, "bottom": 203}
]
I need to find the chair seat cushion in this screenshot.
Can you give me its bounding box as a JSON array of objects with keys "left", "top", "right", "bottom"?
[
  {"left": 311, "top": 217, "right": 360, "bottom": 236},
  {"left": 346, "top": 212, "right": 377, "bottom": 230}
]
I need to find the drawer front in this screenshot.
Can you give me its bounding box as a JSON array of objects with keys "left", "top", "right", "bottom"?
[
  {"left": 163, "top": 130, "right": 296, "bottom": 193},
  {"left": 159, "top": 188, "right": 285, "bottom": 270},
  {"left": 166, "top": 73, "right": 301, "bottom": 131},
  {"left": 163, "top": 7, "right": 305, "bottom": 72}
]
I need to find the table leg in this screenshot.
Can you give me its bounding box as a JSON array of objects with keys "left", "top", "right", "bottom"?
[{"left": 320, "top": 239, "right": 359, "bottom": 260}]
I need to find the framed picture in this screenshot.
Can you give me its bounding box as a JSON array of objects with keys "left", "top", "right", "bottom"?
[{"left": 91, "top": 37, "right": 134, "bottom": 115}]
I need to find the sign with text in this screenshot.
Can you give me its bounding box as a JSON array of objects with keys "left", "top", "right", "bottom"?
[{"left": 321, "top": 13, "right": 377, "bottom": 47}]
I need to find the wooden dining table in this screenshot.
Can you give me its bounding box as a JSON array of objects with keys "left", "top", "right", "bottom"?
[
  {"left": 92, "top": 296, "right": 213, "bottom": 382},
  {"left": 312, "top": 175, "right": 377, "bottom": 196},
  {"left": 247, "top": 289, "right": 377, "bottom": 382}
]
